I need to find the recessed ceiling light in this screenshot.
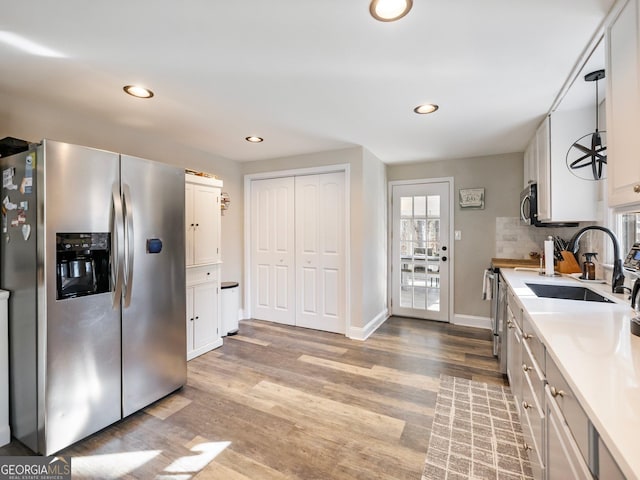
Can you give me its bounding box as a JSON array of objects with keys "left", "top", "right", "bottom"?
[
  {"left": 123, "top": 85, "right": 154, "bottom": 99},
  {"left": 369, "top": 0, "right": 413, "bottom": 22},
  {"left": 414, "top": 104, "right": 439, "bottom": 114},
  {"left": 245, "top": 136, "right": 263, "bottom": 143}
]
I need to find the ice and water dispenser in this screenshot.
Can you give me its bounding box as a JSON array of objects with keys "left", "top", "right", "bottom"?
[{"left": 56, "top": 233, "right": 110, "bottom": 300}]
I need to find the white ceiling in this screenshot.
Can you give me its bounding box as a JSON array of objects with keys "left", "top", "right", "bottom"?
[{"left": 0, "top": 0, "right": 616, "bottom": 164}]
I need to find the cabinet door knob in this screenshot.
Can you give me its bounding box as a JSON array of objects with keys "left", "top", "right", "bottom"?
[
  {"left": 507, "top": 321, "right": 514, "bottom": 329},
  {"left": 523, "top": 333, "right": 533, "bottom": 340},
  {"left": 195, "top": 316, "right": 199, "bottom": 320},
  {"left": 523, "top": 442, "right": 532, "bottom": 451},
  {"left": 634, "top": 184, "right": 640, "bottom": 193},
  {"left": 522, "top": 364, "right": 532, "bottom": 373},
  {"left": 550, "top": 386, "right": 565, "bottom": 398},
  {"left": 522, "top": 401, "right": 531, "bottom": 410}
]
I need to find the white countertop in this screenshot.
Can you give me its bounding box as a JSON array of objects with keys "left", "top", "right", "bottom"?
[{"left": 500, "top": 269, "right": 640, "bottom": 479}]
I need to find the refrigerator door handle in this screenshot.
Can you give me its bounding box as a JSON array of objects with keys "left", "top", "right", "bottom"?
[
  {"left": 122, "top": 183, "right": 134, "bottom": 308},
  {"left": 111, "top": 185, "right": 125, "bottom": 308}
]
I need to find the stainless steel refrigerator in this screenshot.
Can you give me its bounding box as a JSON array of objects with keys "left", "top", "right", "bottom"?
[{"left": 0, "top": 140, "right": 186, "bottom": 455}]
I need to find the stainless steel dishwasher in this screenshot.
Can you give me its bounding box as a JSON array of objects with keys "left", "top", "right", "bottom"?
[{"left": 489, "top": 268, "right": 508, "bottom": 374}]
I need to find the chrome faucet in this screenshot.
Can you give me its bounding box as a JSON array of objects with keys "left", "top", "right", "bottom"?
[{"left": 567, "top": 226, "right": 625, "bottom": 294}]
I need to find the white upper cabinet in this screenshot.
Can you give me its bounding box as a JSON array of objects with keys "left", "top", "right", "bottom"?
[
  {"left": 185, "top": 174, "right": 222, "bottom": 266},
  {"left": 606, "top": 0, "right": 640, "bottom": 207},
  {"left": 524, "top": 134, "right": 538, "bottom": 188},
  {"left": 531, "top": 109, "right": 600, "bottom": 223},
  {"left": 535, "top": 116, "right": 551, "bottom": 221}
]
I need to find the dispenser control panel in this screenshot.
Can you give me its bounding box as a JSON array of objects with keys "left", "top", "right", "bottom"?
[{"left": 624, "top": 242, "right": 640, "bottom": 271}]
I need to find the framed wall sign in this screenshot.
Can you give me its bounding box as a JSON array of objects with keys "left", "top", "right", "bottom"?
[{"left": 459, "top": 188, "right": 485, "bottom": 209}]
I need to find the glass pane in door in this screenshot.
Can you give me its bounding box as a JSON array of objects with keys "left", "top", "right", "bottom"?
[{"left": 397, "top": 193, "right": 442, "bottom": 312}]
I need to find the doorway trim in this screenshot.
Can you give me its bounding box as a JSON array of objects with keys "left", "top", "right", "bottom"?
[
  {"left": 244, "top": 164, "right": 351, "bottom": 336},
  {"left": 387, "top": 177, "right": 454, "bottom": 322}
]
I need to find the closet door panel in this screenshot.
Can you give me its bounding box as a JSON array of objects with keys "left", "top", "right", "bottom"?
[
  {"left": 250, "top": 177, "right": 295, "bottom": 325},
  {"left": 295, "top": 173, "right": 345, "bottom": 333}
]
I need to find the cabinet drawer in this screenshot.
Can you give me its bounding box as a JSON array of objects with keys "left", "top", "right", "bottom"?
[
  {"left": 545, "top": 385, "right": 592, "bottom": 480},
  {"left": 187, "top": 265, "right": 219, "bottom": 285},
  {"left": 522, "top": 342, "right": 545, "bottom": 410},
  {"left": 507, "top": 289, "right": 523, "bottom": 328},
  {"left": 521, "top": 396, "right": 545, "bottom": 480},
  {"left": 522, "top": 315, "right": 545, "bottom": 374},
  {"left": 545, "top": 352, "right": 590, "bottom": 465}
]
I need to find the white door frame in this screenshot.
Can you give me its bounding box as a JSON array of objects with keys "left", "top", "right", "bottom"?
[
  {"left": 244, "top": 164, "right": 351, "bottom": 335},
  {"left": 387, "top": 177, "right": 454, "bottom": 321}
]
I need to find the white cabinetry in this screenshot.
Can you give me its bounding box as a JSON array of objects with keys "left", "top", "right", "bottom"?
[
  {"left": 532, "top": 111, "right": 599, "bottom": 223},
  {"left": 506, "top": 288, "right": 523, "bottom": 413},
  {"left": 524, "top": 135, "right": 538, "bottom": 188},
  {"left": 185, "top": 173, "right": 223, "bottom": 360},
  {"left": 545, "top": 352, "right": 593, "bottom": 479},
  {"left": 545, "top": 385, "right": 592, "bottom": 480},
  {"left": 606, "top": 0, "right": 640, "bottom": 207},
  {"left": 186, "top": 175, "right": 222, "bottom": 267},
  {"left": 186, "top": 266, "right": 221, "bottom": 360},
  {"left": 535, "top": 117, "right": 551, "bottom": 221}
]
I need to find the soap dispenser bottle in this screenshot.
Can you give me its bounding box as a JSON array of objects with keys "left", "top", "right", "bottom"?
[{"left": 582, "top": 252, "right": 597, "bottom": 280}]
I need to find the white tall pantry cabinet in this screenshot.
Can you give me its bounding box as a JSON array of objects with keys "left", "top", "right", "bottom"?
[{"left": 185, "top": 173, "right": 223, "bottom": 360}]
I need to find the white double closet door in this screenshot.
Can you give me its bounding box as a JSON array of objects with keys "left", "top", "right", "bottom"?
[{"left": 250, "top": 172, "right": 346, "bottom": 334}]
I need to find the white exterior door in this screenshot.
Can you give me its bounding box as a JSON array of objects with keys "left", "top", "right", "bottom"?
[
  {"left": 295, "top": 173, "right": 345, "bottom": 334},
  {"left": 391, "top": 181, "right": 450, "bottom": 321},
  {"left": 250, "top": 177, "right": 296, "bottom": 325}
]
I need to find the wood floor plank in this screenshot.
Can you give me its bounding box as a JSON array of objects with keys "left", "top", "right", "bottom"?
[
  {"left": 298, "top": 354, "right": 441, "bottom": 391},
  {"left": 250, "top": 380, "right": 406, "bottom": 441}
]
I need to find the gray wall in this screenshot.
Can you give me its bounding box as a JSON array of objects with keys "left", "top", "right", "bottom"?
[
  {"left": 242, "top": 147, "right": 388, "bottom": 331},
  {"left": 361, "top": 148, "right": 388, "bottom": 325},
  {"left": 387, "top": 152, "right": 524, "bottom": 319},
  {"left": 0, "top": 93, "right": 244, "bottom": 291}
]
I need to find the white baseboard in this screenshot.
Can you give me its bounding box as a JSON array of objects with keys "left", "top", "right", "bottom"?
[
  {"left": 348, "top": 308, "right": 389, "bottom": 341},
  {"left": 452, "top": 314, "right": 492, "bottom": 330}
]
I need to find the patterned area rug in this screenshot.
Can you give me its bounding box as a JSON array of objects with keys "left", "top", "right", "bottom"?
[{"left": 422, "top": 375, "right": 534, "bottom": 480}]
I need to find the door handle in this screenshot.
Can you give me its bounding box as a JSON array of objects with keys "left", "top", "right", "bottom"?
[
  {"left": 111, "top": 185, "right": 125, "bottom": 309},
  {"left": 122, "top": 183, "right": 135, "bottom": 308}
]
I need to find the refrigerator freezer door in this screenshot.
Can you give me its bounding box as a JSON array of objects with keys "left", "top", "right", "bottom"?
[
  {"left": 1, "top": 149, "right": 39, "bottom": 451},
  {"left": 42, "top": 140, "right": 122, "bottom": 454},
  {"left": 120, "top": 155, "right": 186, "bottom": 417}
]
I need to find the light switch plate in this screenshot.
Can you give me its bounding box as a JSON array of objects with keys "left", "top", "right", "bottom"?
[{"left": 454, "top": 230, "right": 462, "bottom": 241}]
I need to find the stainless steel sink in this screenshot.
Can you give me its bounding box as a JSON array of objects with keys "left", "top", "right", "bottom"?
[{"left": 525, "top": 283, "right": 615, "bottom": 303}]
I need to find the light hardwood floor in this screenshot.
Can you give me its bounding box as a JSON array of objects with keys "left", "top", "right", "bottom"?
[{"left": 0, "top": 317, "right": 505, "bottom": 479}]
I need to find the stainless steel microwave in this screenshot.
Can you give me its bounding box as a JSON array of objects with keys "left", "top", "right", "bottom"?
[
  {"left": 520, "top": 183, "right": 537, "bottom": 226},
  {"left": 520, "top": 183, "right": 577, "bottom": 227}
]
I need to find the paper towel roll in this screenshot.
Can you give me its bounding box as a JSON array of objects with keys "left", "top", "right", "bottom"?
[{"left": 544, "top": 237, "right": 554, "bottom": 276}]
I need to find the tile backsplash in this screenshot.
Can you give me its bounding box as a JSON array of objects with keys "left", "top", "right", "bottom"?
[{"left": 495, "top": 217, "right": 596, "bottom": 260}]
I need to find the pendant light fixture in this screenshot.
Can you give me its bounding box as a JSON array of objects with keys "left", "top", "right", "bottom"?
[
  {"left": 565, "top": 69, "right": 606, "bottom": 180},
  {"left": 369, "top": 0, "right": 413, "bottom": 22}
]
